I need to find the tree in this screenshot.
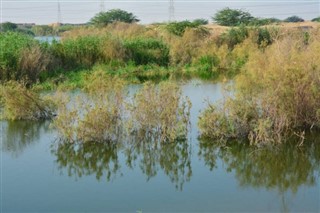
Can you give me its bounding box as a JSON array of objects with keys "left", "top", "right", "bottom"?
[
  {"left": 212, "top": 8, "right": 254, "bottom": 26},
  {"left": 284, "top": 16, "right": 304, "bottom": 23},
  {"left": 90, "top": 9, "right": 139, "bottom": 26},
  {"left": 166, "top": 20, "right": 200, "bottom": 36},
  {"left": 311, "top": 17, "right": 320, "bottom": 22},
  {"left": 192, "top": 19, "right": 209, "bottom": 25},
  {"left": 0, "top": 22, "right": 18, "bottom": 32}
]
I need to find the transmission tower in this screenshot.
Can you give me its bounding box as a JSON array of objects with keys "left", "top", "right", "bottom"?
[
  {"left": 57, "top": 0, "right": 62, "bottom": 24},
  {"left": 169, "top": 0, "right": 175, "bottom": 22},
  {"left": 100, "top": 0, "right": 106, "bottom": 12}
]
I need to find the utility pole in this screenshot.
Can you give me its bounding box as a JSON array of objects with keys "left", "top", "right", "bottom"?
[
  {"left": 57, "top": 0, "right": 62, "bottom": 24},
  {"left": 100, "top": 0, "right": 105, "bottom": 12},
  {"left": 169, "top": 0, "right": 175, "bottom": 22}
]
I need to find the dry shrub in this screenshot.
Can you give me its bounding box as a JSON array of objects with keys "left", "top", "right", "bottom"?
[
  {"left": 0, "top": 81, "right": 56, "bottom": 120},
  {"left": 170, "top": 28, "right": 210, "bottom": 65},
  {"left": 53, "top": 70, "right": 126, "bottom": 143},
  {"left": 101, "top": 36, "right": 126, "bottom": 61},
  {"left": 61, "top": 26, "right": 106, "bottom": 40},
  {"left": 19, "top": 45, "right": 51, "bottom": 82},
  {"left": 128, "top": 82, "right": 191, "bottom": 142},
  {"left": 62, "top": 23, "right": 147, "bottom": 41},
  {"left": 104, "top": 22, "right": 147, "bottom": 39},
  {"left": 199, "top": 36, "right": 320, "bottom": 145}
]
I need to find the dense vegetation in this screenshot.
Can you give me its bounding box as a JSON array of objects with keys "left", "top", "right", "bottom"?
[
  {"left": 284, "top": 16, "right": 305, "bottom": 23},
  {"left": 1, "top": 8, "right": 320, "bottom": 146},
  {"left": 0, "top": 22, "right": 34, "bottom": 35},
  {"left": 90, "top": 9, "right": 140, "bottom": 26},
  {"left": 312, "top": 17, "right": 320, "bottom": 22},
  {"left": 53, "top": 70, "right": 191, "bottom": 143},
  {"left": 212, "top": 8, "right": 254, "bottom": 26},
  {"left": 198, "top": 31, "right": 320, "bottom": 145}
]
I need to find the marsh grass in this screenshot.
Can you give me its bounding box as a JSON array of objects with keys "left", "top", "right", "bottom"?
[
  {"left": 0, "top": 81, "right": 56, "bottom": 120},
  {"left": 53, "top": 70, "right": 126, "bottom": 143},
  {"left": 128, "top": 82, "right": 192, "bottom": 143},
  {"left": 0, "top": 32, "right": 50, "bottom": 83},
  {"left": 198, "top": 33, "right": 320, "bottom": 145},
  {"left": 53, "top": 71, "right": 191, "bottom": 143}
]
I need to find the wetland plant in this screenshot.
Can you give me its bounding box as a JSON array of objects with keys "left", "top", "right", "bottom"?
[
  {"left": 128, "top": 82, "right": 192, "bottom": 143},
  {"left": 0, "top": 81, "right": 56, "bottom": 120},
  {"left": 198, "top": 35, "right": 320, "bottom": 145},
  {"left": 53, "top": 70, "right": 126, "bottom": 143}
]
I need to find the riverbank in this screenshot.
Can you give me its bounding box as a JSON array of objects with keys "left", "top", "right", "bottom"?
[{"left": 2, "top": 22, "right": 319, "bottom": 87}]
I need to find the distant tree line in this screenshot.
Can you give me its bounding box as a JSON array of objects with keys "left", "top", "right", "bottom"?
[
  {"left": 211, "top": 8, "right": 312, "bottom": 26},
  {"left": 1, "top": 8, "right": 319, "bottom": 36}
]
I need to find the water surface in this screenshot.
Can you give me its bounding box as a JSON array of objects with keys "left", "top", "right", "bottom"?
[{"left": 1, "top": 82, "right": 319, "bottom": 212}]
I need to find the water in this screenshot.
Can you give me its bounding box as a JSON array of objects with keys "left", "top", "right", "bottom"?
[
  {"left": 1, "top": 82, "right": 320, "bottom": 212},
  {"left": 34, "top": 36, "right": 60, "bottom": 44}
]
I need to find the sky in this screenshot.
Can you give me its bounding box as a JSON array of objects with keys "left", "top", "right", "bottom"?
[{"left": 1, "top": 0, "right": 319, "bottom": 24}]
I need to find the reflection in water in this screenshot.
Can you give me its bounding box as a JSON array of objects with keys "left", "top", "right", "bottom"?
[
  {"left": 198, "top": 136, "right": 320, "bottom": 194},
  {"left": 52, "top": 142, "right": 120, "bottom": 181},
  {"left": 52, "top": 139, "right": 192, "bottom": 190},
  {"left": 125, "top": 139, "right": 192, "bottom": 190},
  {"left": 1, "top": 120, "right": 50, "bottom": 157}
]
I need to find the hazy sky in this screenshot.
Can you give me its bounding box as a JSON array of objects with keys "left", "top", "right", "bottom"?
[{"left": 1, "top": 0, "right": 319, "bottom": 24}]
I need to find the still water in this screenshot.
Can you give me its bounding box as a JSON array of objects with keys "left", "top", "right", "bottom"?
[
  {"left": 1, "top": 82, "right": 320, "bottom": 212},
  {"left": 34, "top": 36, "right": 60, "bottom": 44}
]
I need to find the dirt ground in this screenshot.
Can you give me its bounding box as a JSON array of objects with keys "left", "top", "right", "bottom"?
[{"left": 204, "top": 21, "right": 320, "bottom": 35}]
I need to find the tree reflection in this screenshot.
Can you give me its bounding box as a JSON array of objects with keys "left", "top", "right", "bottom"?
[
  {"left": 52, "top": 139, "right": 192, "bottom": 190},
  {"left": 198, "top": 136, "right": 320, "bottom": 194},
  {"left": 1, "top": 120, "right": 49, "bottom": 157}
]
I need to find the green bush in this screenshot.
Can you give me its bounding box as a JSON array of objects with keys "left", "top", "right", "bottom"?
[
  {"left": 255, "top": 28, "right": 272, "bottom": 47},
  {"left": 248, "top": 18, "right": 280, "bottom": 26},
  {"left": 194, "top": 55, "right": 220, "bottom": 79},
  {"left": 0, "top": 32, "right": 49, "bottom": 83},
  {"left": 192, "top": 19, "right": 209, "bottom": 25},
  {"left": 166, "top": 20, "right": 201, "bottom": 36},
  {"left": 51, "top": 36, "right": 105, "bottom": 68},
  {"left": 219, "top": 25, "right": 248, "bottom": 48},
  {"left": 311, "top": 17, "right": 320, "bottom": 22},
  {"left": 284, "top": 16, "right": 304, "bottom": 23},
  {"left": 212, "top": 8, "right": 254, "bottom": 26},
  {"left": 0, "top": 22, "right": 18, "bottom": 32},
  {"left": 124, "top": 38, "right": 169, "bottom": 66}
]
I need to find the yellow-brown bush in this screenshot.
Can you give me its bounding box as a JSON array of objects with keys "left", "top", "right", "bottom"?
[
  {"left": 128, "top": 82, "right": 192, "bottom": 143},
  {"left": 199, "top": 34, "right": 320, "bottom": 145},
  {"left": 0, "top": 81, "right": 56, "bottom": 120},
  {"left": 53, "top": 69, "right": 126, "bottom": 143}
]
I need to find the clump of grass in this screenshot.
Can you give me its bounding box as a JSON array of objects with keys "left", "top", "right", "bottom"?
[
  {"left": 124, "top": 38, "right": 169, "bottom": 66},
  {"left": 0, "top": 81, "right": 56, "bottom": 120},
  {"left": 198, "top": 36, "right": 320, "bottom": 145},
  {"left": 53, "top": 69, "right": 126, "bottom": 143},
  {"left": 170, "top": 27, "right": 210, "bottom": 65},
  {"left": 0, "top": 32, "right": 50, "bottom": 83},
  {"left": 51, "top": 35, "right": 125, "bottom": 68},
  {"left": 218, "top": 25, "right": 248, "bottom": 49},
  {"left": 128, "top": 82, "right": 192, "bottom": 143},
  {"left": 165, "top": 20, "right": 206, "bottom": 36}
]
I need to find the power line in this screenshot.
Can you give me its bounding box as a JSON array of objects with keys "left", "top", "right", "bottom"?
[
  {"left": 100, "top": 0, "right": 105, "bottom": 12},
  {"left": 57, "top": 0, "right": 62, "bottom": 23},
  {"left": 169, "top": 0, "right": 174, "bottom": 22}
]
